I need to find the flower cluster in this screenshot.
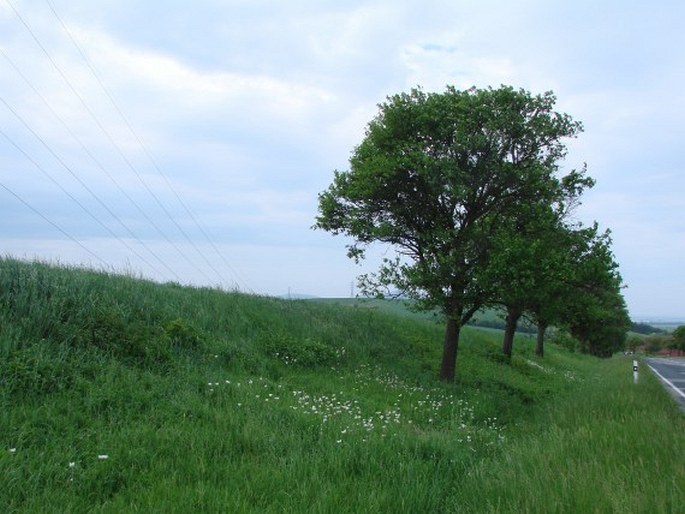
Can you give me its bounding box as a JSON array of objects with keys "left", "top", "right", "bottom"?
[
  {"left": 274, "top": 351, "right": 298, "bottom": 365},
  {"left": 563, "top": 370, "right": 578, "bottom": 381},
  {"left": 524, "top": 358, "right": 552, "bottom": 373},
  {"left": 289, "top": 390, "right": 403, "bottom": 440},
  {"left": 202, "top": 364, "right": 506, "bottom": 451}
]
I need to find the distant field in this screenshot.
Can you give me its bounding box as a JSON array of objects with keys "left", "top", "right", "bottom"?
[
  {"left": 311, "top": 297, "right": 441, "bottom": 321},
  {"left": 649, "top": 322, "right": 684, "bottom": 332},
  {"left": 312, "top": 297, "right": 538, "bottom": 333}
]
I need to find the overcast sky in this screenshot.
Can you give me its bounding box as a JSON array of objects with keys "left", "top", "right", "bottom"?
[{"left": 1, "top": 0, "right": 683, "bottom": 320}]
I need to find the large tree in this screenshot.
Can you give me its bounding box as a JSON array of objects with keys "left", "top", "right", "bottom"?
[{"left": 315, "top": 86, "right": 583, "bottom": 381}]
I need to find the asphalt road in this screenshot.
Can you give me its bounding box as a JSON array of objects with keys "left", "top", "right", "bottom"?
[{"left": 645, "top": 357, "right": 685, "bottom": 413}]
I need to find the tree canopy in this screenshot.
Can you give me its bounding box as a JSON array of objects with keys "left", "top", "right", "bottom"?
[
  {"left": 556, "top": 226, "right": 630, "bottom": 356},
  {"left": 315, "top": 85, "right": 626, "bottom": 380},
  {"left": 672, "top": 326, "right": 685, "bottom": 352}
]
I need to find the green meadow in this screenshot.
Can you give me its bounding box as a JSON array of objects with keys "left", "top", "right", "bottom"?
[{"left": 1, "top": 258, "right": 683, "bottom": 513}]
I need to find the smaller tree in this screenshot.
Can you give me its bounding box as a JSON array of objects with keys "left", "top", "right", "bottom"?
[
  {"left": 625, "top": 335, "right": 641, "bottom": 353},
  {"left": 672, "top": 325, "right": 685, "bottom": 353},
  {"left": 560, "top": 227, "right": 630, "bottom": 357},
  {"left": 484, "top": 206, "right": 594, "bottom": 359},
  {"left": 644, "top": 335, "right": 667, "bottom": 355},
  {"left": 479, "top": 206, "right": 561, "bottom": 360}
]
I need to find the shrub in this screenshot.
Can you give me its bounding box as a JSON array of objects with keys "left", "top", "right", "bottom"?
[
  {"left": 549, "top": 330, "right": 578, "bottom": 352},
  {"left": 69, "top": 308, "right": 173, "bottom": 370},
  {"left": 262, "top": 331, "right": 337, "bottom": 367},
  {"left": 163, "top": 318, "right": 203, "bottom": 351},
  {"left": 643, "top": 335, "right": 667, "bottom": 354}
]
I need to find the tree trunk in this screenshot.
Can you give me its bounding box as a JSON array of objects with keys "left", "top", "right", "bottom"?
[
  {"left": 535, "top": 322, "right": 547, "bottom": 357},
  {"left": 440, "top": 316, "right": 461, "bottom": 382},
  {"left": 502, "top": 306, "right": 523, "bottom": 360}
]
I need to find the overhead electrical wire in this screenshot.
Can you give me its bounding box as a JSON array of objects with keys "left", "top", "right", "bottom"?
[
  {"left": 45, "top": 0, "right": 252, "bottom": 292},
  {"left": 4, "top": 0, "right": 240, "bottom": 288},
  {"left": 0, "top": 180, "right": 107, "bottom": 267},
  {"left": 5, "top": 0, "right": 215, "bottom": 285},
  {"left": 0, "top": 46, "right": 185, "bottom": 283},
  {"left": 0, "top": 122, "right": 181, "bottom": 282}
]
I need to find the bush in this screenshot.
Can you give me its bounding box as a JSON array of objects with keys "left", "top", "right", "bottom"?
[
  {"left": 262, "top": 331, "right": 337, "bottom": 367},
  {"left": 643, "top": 335, "right": 668, "bottom": 354},
  {"left": 625, "top": 335, "right": 641, "bottom": 353},
  {"left": 549, "top": 330, "right": 578, "bottom": 352},
  {"left": 76, "top": 308, "right": 171, "bottom": 369},
  {"left": 163, "top": 318, "right": 203, "bottom": 351}
]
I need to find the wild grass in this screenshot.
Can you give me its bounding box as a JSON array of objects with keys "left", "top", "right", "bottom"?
[
  {"left": 452, "top": 357, "right": 685, "bottom": 513},
  {"left": 0, "top": 257, "right": 682, "bottom": 512}
]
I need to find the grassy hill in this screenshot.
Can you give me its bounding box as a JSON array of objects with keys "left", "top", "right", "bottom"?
[
  {"left": 313, "top": 297, "right": 539, "bottom": 333},
  {"left": 1, "top": 257, "right": 683, "bottom": 512}
]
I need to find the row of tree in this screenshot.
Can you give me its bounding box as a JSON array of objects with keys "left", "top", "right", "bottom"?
[{"left": 316, "top": 85, "right": 630, "bottom": 381}]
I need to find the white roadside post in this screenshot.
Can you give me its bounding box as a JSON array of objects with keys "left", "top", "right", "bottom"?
[{"left": 633, "top": 359, "right": 639, "bottom": 384}]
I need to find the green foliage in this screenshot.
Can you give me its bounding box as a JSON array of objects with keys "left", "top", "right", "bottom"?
[
  {"left": 643, "top": 335, "right": 668, "bottom": 354},
  {"left": 163, "top": 318, "right": 203, "bottom": 351},
  {"left": 558, "top": 228, "right": 631, "bottom": 357},
  {"left": 0, "top": 259, "right": 216, "bottom": 374},
  {"left": 672, "top": 325, "right": 685, "bottom": 351},
  {"left": 82, "top": 307, "right": 173, "bottom": 368},
  {"left": 316, "top": 85, "right": 587, "bottom": 380},
  {"left": 625, "top": 335, "right": 642, "bottom": 353},
  {"left": 630, "top": 321, "right": 665, "bottom": 335},
  {"left": 451, "top": 357, "right": 685, "bottom": 513},
  {"left": 262, "top": 331, "right": 339, "bottom": 367},
  {"left": 1, "top": 258, "right": 681, "bottom": 512},
  {"left": 549, "top": 330, "right": 579, "bottom": 353},
  {"left": 1, "top": 343, "right": 78, "bottom": 398}
]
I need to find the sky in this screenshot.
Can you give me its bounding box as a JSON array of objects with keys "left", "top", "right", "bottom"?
[{"left": 0, "top": 0, "right": 683, "bottom": 320}]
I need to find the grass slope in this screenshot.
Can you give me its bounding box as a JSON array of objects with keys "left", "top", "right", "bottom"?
[
  {"left": 1, "top": 258, "right": 682, "bottom": 513},
  {"left": 313, "top": 297, "right": 537, "bottom": 333}
]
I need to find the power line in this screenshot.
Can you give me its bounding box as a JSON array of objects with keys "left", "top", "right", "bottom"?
[
  {"left": 0, "top": 122, "right": 180, "bottom": 281},
  {"left": 45, "top": 0, "right": 252, "bottom": 292},
  {"left": 5, "top": 0, "right": 220, "bottom": 286},
  {"left": 0, "top": 46, "right": 184, "bottom": 282},
  {"left": 0, "top": 180, "right": 107, "bottom": 266}
]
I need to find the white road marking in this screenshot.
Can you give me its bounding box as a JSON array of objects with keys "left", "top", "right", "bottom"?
[{"left": 647, "top": 364, "right": 685, "bottom": 399}]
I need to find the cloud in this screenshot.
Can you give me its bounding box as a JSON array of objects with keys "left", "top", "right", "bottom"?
[
  {"left": 400, "top": 34, "right": 520, "bottom": 92},
  {"left": 1, "top": 0, "right": 683, "bottom": 316}
]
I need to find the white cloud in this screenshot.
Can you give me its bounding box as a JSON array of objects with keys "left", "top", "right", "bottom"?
[
  {"left": 0, "top": 0, "right": 683, "bottom": 317},
  {"left": 400, "top": 34, "right": 521, "bottom": 92},
  {"left": 62, "top": 24, "right": 336, "bottom": 127}
]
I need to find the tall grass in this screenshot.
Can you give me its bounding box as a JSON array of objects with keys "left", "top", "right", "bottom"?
[
  {"left": 1, "top": 257, "right": 682, "bottom": 512},
  {"left": 452, "top": 357, "right": 685, "bottom": 513}
]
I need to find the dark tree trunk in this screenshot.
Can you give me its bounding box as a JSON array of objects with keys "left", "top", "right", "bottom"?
[
  {"left": 502, "top": 306, "right": 523, "bottom": 359},
  {"left": 440, "top": 316, "right": 461, "bottom": 381},
  {"left": 535, "top": 321, "right": 547, "bottom": 357}
]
